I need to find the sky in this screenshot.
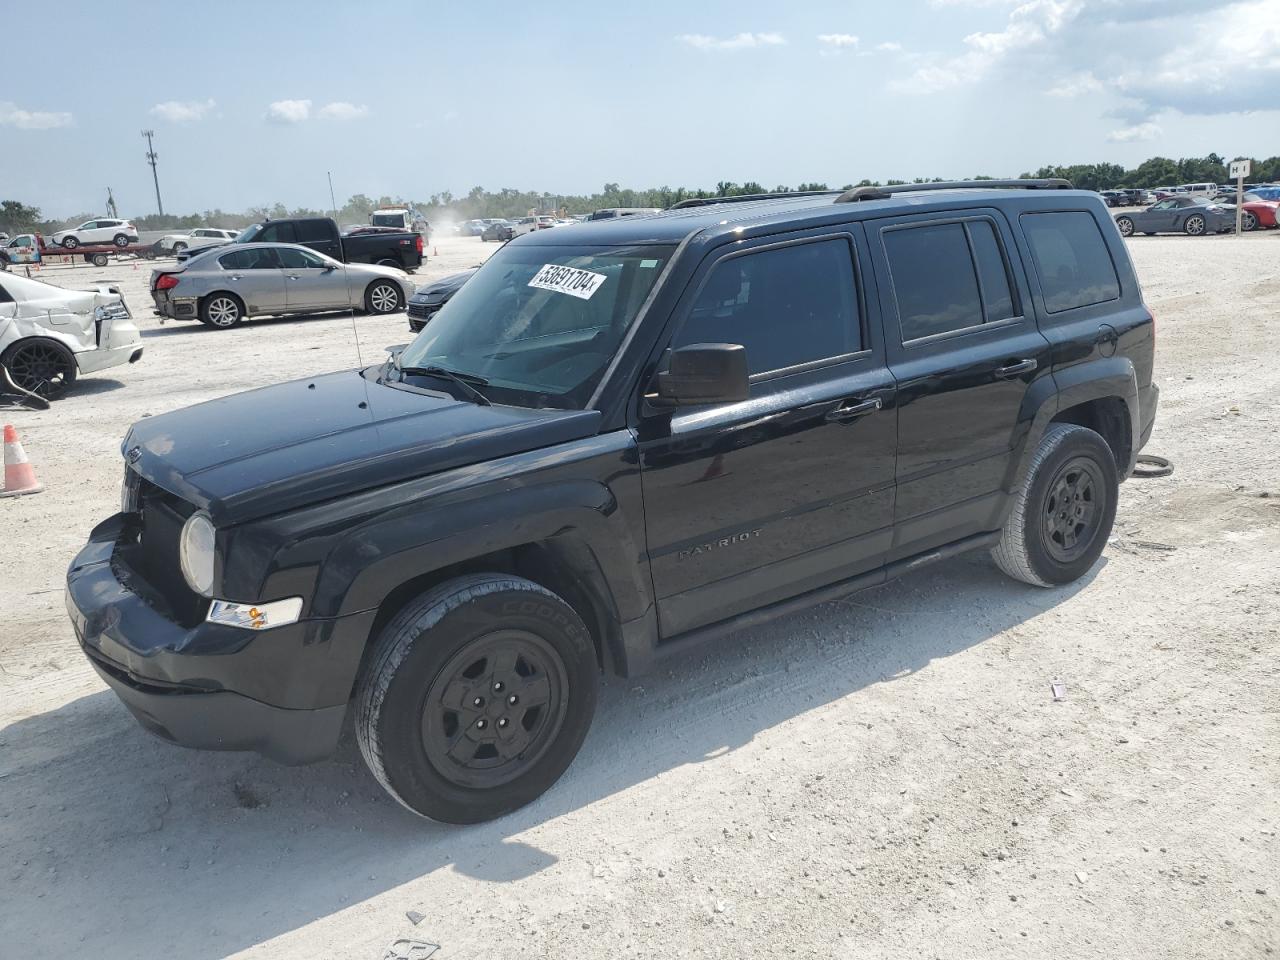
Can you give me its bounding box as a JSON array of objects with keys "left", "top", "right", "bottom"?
[{"left": 3, "top": 0, "right": 1278, "bottom": 218}]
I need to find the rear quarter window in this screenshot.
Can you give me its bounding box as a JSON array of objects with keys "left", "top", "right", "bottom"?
[{"left": 1021, "top": 211, "right": 1120, "bottom": 313}]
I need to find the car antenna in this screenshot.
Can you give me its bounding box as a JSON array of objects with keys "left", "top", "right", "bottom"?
[{"left": 328, "top": 171, "right": 366, "bottom": 370}]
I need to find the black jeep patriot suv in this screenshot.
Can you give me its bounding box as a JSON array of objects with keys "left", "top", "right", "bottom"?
[{"left": 67, "top": 180, "right": 1158, "bottom": 823}]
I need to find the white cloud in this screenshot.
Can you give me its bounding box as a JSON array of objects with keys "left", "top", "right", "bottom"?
[
  {"left": 677, "top": 32, "right": 786, "bottom": 51},
  {"left": 1047, "top": 71, "right": 1102, "bottom": 97},
  {"left": 818, "top": 33, "right": 860, "bottom": 49},
  {"left": 317, "top": 101, "right": 369, "bottom": 121},
  {"left": 150, "top": 98, "right": 216, "bottom": 123},
  {"left": 1106, "top": 121, "right": 1162, "bottom": 143},
  {"left": 891, "top": 0, "right": 1083, "bottom": 93},
  {"left": 876, "top": 41, "right": 904, "bottom": 53},
  {"left": 265, "top": 99, "right": 312, "bottom": 124},
  {"left": 0, "top": 101, "right": 73, "bottom": 129}
]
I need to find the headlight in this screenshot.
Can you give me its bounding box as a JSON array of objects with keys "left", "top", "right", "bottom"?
[{"left": 179, "top": 511, "right": 216, "bottom": 596}]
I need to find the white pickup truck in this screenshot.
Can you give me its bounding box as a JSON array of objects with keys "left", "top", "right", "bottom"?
[{"left": 0, "top": 272, "right": 143, "bottom": 399}]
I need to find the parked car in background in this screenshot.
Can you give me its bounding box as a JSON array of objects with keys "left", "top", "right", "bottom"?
[
  {"left": 1099, "top": 190, "right": 1125, "bottom": 207},
  {"left": 371, "top": 207, "right": 430, "bottom": 239},
  {"left": 481, "top": 220, "right": 514, "bottom": 242},
  {"left": 0, "top": 272, "right": 143, "bottom": 398},
  {"left": 511, "top": 215, "right": 557, "bottom": 236},
  {"left": 151, "top": 243, "right": 415, "bottom": 328},
  {"left": 406, "top": 268, "right": 477, "bottom": 332},
  {"left": 50, "top": 218, "right": 138, "bottom": 250},
  {"left": 458, "top": 219, "right": 489, "bottom": 236},
  {"left": 158, "top": 228, "right": 239, "bottom": 255},
  {"left": 1178, "top": 182, "right": 1218, "bottom": 196},
  {"left": 210, "top": 217, "right": 424, "bottom": 271},
  {"left": 588, "top": 207, "right": 663, "bottom": 220},
  {"left": 1114, "top": 196, "right": 1235, "bottom": 236},
  {"left": 1210, "top": 191, "right": 1280, "bottom": 230},
  {"left": 1119, "top": 189, "right": 1152, "bottom": 206}
]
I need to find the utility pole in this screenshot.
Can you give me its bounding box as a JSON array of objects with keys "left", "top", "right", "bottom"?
[{"left": 141, "top": 129, "right": 164, "bottom": 216}]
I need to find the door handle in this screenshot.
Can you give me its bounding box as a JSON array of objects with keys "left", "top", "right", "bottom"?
[
  {"left": 229, "top": 275, "right": 242, "bottom": 281},
  {"left": 287, "top": 275, "right": 300, "bottom": 280},
  {"left": 824, "top": 397, "right": 883, "bottom": 423},
  {"left": 995, "top": 358, "right": 1037, "bottom": 379}
]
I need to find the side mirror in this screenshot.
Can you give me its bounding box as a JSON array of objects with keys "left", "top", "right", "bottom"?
[{"left": 655, "top": 343, "right": 749, "bottom": 406}]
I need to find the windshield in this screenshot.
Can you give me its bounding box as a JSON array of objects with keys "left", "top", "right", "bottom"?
[
  {"left": 371, "top": 212, "right": 404, "bottom": 227},
  {"left": 234, "top": 224, "right": 262, "bottom": 243},
  {"left": 396, "top": 242, "right": 674, "bottom": 409}
]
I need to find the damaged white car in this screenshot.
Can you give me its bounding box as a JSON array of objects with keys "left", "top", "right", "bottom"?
[{"left": 0, "top": 272, "right": 143, "bottom": 399}]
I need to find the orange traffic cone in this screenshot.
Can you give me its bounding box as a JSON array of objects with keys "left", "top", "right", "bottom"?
[{"left": 1, "top": 424, "right": 44, "bottom": 497}]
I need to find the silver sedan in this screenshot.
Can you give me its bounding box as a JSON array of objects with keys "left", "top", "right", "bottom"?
[{"left": 149, "top": 242, "right": 414, "bottom": 328}]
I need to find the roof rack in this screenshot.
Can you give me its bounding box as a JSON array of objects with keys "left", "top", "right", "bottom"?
[
  {"left": 669, "top": 190, "right": 838, "bottom": 210},
  {"left": 834, "top": 178, "right": 1074, "bottom": 203}
]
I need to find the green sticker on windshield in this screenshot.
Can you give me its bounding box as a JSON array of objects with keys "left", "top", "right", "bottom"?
[{"left": 639, "top": 259, "right": 659, "bottom": 268}]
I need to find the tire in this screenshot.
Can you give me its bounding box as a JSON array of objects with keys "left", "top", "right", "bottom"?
[
  {"left": 199, "top": 293, "right": 244, "bottom": 328},
  {"left": 61, "top": 236, "right": 79, "bottom": 250},
  {"left": 172, "top": 242, "right": 187, "bottom": 254},
  {"left": 355, "top": 573, "right": 598, "bottom": 823},
  {"left": 365, "top": 280, "right": 402, "bottom": 314},
  {"left": 1184, "top": 214, "right": 1206, "bottom": 236},
  {"left": 1142, "top": 232, "right": 1156, "bottom": 236},
  {"left": 1, "top": 339, "right": 78, "bottom": 400},
  {"left": 376, "top": 257, "right": 399, "bottom": 268},
  {"left": 1116, "top": 217, "right": 1134, "bottom": 237},
  {"left": 113, "top": 234, "right": 129, "bottom": 248},
  {"left": 92, "top": 253, "right": 109, "bottom": 267},
  {"left": 991, "top": 423, "right": 1118, "bottom": 587},
  {"left": 1242, "top": 211, "right": 1257, "bottom": 232}
]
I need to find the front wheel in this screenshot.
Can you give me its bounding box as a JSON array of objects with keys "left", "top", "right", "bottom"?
[
  {"left": 355, "top": 574, "right": 598, "bottom": 823},
  {"left": 1184, "top": 214, "right": 1206, "bottom": 236},
  {"left": 1116, "top": 217, "right": 1134, "bottom": 237},
  {"left": 61, "top": 236, "right": 79, "bottom": 250},
  {"left": 991, "top": 423, "right": 1118, "bottom": 587},
  {"left": 365, "top": 280, "right": 402, "bottom": 314},
  {"left": 172, "top": 242, "right": 187, "bottom": 254}
]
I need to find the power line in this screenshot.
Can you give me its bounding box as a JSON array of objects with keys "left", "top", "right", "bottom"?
[{"left": 141, "top": 129, "right": 164, "bottom": 216}]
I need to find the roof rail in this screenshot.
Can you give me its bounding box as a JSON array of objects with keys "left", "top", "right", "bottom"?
[
  {"left": 669, "top": 190, "right": 838, "bottom": 210},
  {"left": 833, "top": 178, "right": 1074, "bottom": 203}
]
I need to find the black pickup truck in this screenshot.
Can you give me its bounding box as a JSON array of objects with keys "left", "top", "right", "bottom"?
[
  {"left": 220, "top": 216, "right": 423, "bottom": 271},
  {"left": 67, "top": 181, "right": 1157, "bottom": 824}
]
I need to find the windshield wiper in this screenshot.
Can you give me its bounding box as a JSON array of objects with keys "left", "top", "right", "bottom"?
[{"left": 397, "top": 365, "right": 492, "bottom": 406}]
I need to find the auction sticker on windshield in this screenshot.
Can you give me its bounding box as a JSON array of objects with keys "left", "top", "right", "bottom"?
[{"left": 528, "top": 264, "right": 608, "bottom": 300}]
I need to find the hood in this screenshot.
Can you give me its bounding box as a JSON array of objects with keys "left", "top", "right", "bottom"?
[
  {"left": 123, "top": 369, "right": 601, "bottom": 525},
  {"left": 412, "top": 268, "right": 477, "bottom": 301}
]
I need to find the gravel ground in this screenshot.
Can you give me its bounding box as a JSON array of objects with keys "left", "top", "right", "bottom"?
[{"left": 0, "top": 231, "right": 1276, "bottom": 960}]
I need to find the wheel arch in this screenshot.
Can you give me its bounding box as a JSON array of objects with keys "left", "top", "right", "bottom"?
[
  {"left": 201, "top": 289, "right": 247, "bottom": 316},
  {"left": 1, "top": 332, "right": 84, "bottom": 371}
]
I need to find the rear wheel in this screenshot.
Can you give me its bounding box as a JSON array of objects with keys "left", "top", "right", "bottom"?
[
  {"left": 376, "top": 257, "right": 399, "bottom": 268},
  {"left": 1242, "top": 211, "right": 1258, "bottom": 231},
  {"left": 991, "top": 423, "right": 1118, "bottom": 587},
  {"left": 1115, "top": 217, "right": 1134, "bottom": 237},
  {"left": 365, "top": 280, "right": 402, "bottom": 314},
  {"left": 113, "top": 234, "right": 129, "bottom": 248},
  {"left": 199, "top": 293, "right": 244, "bottom": 328},
  {"left": 1, "top": 339, "right": 78, "bottom": 399},
  {"left": 92, "top": 253, "right": 109, "bottom": 267},
  {"left": 1184, "top": 214, "right": 1206, "bottom": 236},
  {"left": 355, "top": 574, "right": 598, "bottom": 823}
]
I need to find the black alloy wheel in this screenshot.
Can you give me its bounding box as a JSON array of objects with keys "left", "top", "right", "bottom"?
[
  {"left": 1042, "top": 456, "right": 1104, "bottom": 564},
  {"left": 3, "top": 341, "right": 77, "bottom": 399},
  {"left": 421, "top": 630, "right": 569, "bottom": 790}
]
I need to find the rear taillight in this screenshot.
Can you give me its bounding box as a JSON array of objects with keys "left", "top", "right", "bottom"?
[
  {"left": 155, "top": 274, "right": 179, "bottom": 291},
  {"left": 415, "top": 234, "right": 424, "bottom": 254}
]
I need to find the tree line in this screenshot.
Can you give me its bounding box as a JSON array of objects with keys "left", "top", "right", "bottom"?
[{"left": 3, "top": 153, "right": 1277, "bottom": 235}]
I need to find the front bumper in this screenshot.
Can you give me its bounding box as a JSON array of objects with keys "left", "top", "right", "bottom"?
[{"left": 66, "top": 514, "right": 374, "bottom": 764}]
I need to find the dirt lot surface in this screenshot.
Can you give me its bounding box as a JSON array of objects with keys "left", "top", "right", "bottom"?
[{"left": 1, "top": 231, "right": 1277, "bottom": 959}]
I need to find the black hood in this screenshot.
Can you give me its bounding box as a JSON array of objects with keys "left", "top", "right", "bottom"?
[
  {"left": 412, "top": 268, "right": 477, "bottom": 301},
  {"left": 124, "top": 370, "right": 600, "bottom": 525}
]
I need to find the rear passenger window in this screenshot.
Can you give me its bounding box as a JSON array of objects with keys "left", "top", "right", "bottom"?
[
  {"left": 967, "top": 220, "right": 1017, "bottom": 323},
  {"left": 883, "top": 223, "right": 983, "bottom": 341},
  {"left": 295, "top": 220, "right": 332, "bottom": 243},
  {"left": 1021, "top": 212, "right": 1120, "bottom": 313},
  {"left": 672, "top": 237, "right": 861, "bottom": 376}
]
